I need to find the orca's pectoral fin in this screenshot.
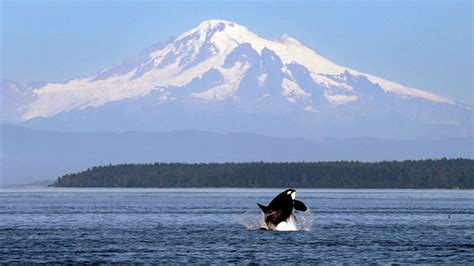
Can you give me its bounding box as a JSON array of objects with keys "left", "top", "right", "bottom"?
[
  {"left": 293, "top": 200, "right": 307, "bottom": 212},
  {"left": 257, "top": 203, "right": 268, "bottom": 213}
]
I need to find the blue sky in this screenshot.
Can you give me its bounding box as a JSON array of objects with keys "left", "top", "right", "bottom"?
[{"left": 1, "top": 0, "right": 472, "bottom": 104}]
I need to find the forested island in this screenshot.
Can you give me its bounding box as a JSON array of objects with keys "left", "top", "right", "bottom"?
[{"left": 51, "top": 158, "right": 474, "bottom": 188}]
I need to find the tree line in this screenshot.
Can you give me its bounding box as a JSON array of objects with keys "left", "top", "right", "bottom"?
[{"left": 51, "top": 158, "right": 474, "bottom": 188}]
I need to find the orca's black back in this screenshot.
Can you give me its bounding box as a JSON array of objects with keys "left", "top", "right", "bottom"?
[{"left": 265, "top": 190, "right": 294, "bottom": 225}]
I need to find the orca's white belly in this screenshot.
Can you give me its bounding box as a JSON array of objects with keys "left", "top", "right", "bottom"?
[{"left": 275, "top": 215, "right": 298, "bottom": 231}]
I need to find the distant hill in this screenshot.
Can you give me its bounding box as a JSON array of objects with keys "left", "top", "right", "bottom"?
[
  {"left": 1, "top": 124, "right": 473, "bottom": 186},
  {"left": 51, "top": 159, "right": 474, "bottom": 189}
]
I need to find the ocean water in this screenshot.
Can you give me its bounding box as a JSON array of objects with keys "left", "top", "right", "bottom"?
[{"left": 1, "top": 188, "right": 473, "bottom": 263}]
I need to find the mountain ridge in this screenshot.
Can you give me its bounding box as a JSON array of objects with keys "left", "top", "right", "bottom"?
[{"left": 1, "top": 19, "right": 471, "bottom": 138}]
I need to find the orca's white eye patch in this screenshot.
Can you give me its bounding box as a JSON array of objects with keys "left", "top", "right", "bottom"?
[{"left": 287, "top": 191, "right": 292, "bottom": 195}]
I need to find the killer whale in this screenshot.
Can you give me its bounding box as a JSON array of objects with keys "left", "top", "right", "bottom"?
[{"left": 257, "top": 188, "right": 307, "bottom": 231}]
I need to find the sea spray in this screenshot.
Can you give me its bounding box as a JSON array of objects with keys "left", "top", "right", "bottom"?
[
  {"left": 237, "top": 209, "right": 263, "bottom": 230},
  {"left": 295, "top": 207, "right": 314, "bottom": 231},
  {"left": 238, "top": 207, "right": 314, "bottom": 231}
]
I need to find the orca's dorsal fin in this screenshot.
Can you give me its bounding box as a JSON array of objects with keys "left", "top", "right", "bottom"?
[{"left": 257, "top": 203, "right": 268, "bottom": 213}]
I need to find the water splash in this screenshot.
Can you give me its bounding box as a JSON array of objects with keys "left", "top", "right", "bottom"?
[
  {"left": 238, "top": 209, "right": 264, "bottom": 230},
  {"left": 295, "top": 208, "right": 314, "bottom": 231},
  {"left": 238, "top": 208, "right": 314, "bottom": 231}
]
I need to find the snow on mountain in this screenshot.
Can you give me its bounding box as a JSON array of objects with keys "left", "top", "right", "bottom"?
[
  {"left": 1, "top": 19, "right": 471, "bottom": 138},
  {"left": 0, "top": 80, "right": 43, "bottom": 121},
  {"left": 18, "top": 19, "right": 461, "bottom": 120}
]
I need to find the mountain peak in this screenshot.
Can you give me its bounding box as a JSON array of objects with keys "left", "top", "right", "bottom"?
[
  {"left": 178, "top": 19, "right": 252, "bottom": 45},
  {"left": 181, "top": 19, "right": 247, "bottom": 39},
  {"left": 5, "top": 19, "right": 468, "bottom": 136},
  {"left": 197, "top": 19, "right": 237, "bottom": 28}
]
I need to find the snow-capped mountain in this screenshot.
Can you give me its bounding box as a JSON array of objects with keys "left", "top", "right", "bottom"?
[{"left": 1, "top": 20, "right": 471, "bottom": 138}]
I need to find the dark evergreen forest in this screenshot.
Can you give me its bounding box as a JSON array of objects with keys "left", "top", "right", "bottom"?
[{"left": 51, "top": 158, "right": 474, "bottom": 188}]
